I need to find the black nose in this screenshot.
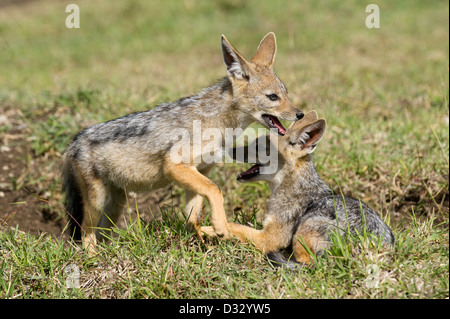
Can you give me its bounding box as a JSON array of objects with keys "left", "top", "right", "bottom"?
[{"left": 296, "top": 112, "right": 304, "bottom": 120}]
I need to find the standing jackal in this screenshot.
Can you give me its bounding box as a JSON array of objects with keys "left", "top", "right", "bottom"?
[
  {"left": 229, "top": 111, "right": 394, "bottom": 267},
  {"left": 62, "top": 32, "right": 303, "bottom": 251}
]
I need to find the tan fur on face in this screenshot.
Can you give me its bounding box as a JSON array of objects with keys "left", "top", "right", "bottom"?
[{"left": 222, "top": 33, "right": 300, "bottom": 123}]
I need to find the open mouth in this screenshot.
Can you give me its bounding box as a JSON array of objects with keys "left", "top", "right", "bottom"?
[
  {"left": 237, "top": 164, "right": 261, "bottom": 181},
  {"left": 262, "top": 114, "right": 286, "bottom": 136}
]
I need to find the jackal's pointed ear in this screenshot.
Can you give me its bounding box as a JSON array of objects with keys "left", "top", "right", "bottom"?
[
  {"left": 221, "top": 34, "right": 251, "bottom": 81},
  {"left": 251, "top": 32, "right": 277, "bottom": 70},
  {"left": 289, "top": 119, "right": 326, "bottom": 154}
]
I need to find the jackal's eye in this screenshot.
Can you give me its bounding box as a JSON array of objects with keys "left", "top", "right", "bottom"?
[{"left": 266, "top": 94, "right": 279, "bottom": 101}]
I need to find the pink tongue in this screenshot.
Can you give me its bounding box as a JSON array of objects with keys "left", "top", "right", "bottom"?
[{"left": 269, "top": 115, "right": 286, "bottom": 135}]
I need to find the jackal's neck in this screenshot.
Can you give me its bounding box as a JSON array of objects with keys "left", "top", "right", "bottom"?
[
  {"left": 268, "top": 158, "right": 332, "bottom": 218},
  {"left": 193, "top": 77, "right": 252, "bottom": 129},
  {"left": 296, "top": 160, "right": 331, "bottom": 197}
]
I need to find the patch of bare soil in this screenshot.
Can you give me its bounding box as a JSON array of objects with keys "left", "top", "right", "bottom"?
[
  {"left": 0, "top": 107, "right": 180, "bottom": 238},
  {"left": 0, "top": 108, "right": 66, "bottom": 236}
]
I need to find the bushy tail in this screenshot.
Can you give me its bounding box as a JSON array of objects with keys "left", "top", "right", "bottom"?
[
  {"left": 62, "top": 161, "right": 83, "bottom": 240},
  {"left": 266, "top": 251, "right": 303, "bottom": 270},
  {"left": 383, "top": 226, "right": 396, "bottom": 246}
]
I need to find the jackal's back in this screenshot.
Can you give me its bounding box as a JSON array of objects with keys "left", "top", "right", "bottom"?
[{"left": 300, "top": 195, "right": 395, "bottom": 245}]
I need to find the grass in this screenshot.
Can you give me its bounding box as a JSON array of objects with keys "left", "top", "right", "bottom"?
[
  {"left": 0, "top": 207, "right": 448, "bottom": 298},
  {"left": 0, "top": 0, "right": 448, "bottom": 299}
]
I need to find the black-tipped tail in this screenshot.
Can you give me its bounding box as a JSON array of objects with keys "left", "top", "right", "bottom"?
[
  {"left": 267, "top": 251, "right": 303, "bottom": 270},
  {"left": 63, "top": 165, "right": 84, "bottom": 240}
]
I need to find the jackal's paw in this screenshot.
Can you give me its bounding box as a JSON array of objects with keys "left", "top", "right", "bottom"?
[
  {"left": 200, "top": 226, "right": 230, "bottom": 239},
  {"left": 200, "top": 226, "right": 217, "bottom": 238}
]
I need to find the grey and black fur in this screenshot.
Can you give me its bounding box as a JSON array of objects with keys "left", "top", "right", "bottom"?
[
  {"left": 267, "top": 194, "right": 395, "bottom": 269},
  {"left": 228, "top": 111, "right": 394, "bottom": 267}
]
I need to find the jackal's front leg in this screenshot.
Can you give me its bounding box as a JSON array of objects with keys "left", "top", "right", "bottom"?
[
  {"left": 228, "top": 215, "right": 292, "bottom": 253},
  {"left": 185, "top": 190, "right": 204, "bottom": 236},
  {"left": 164, "top": 159, "right": 230, "bottom": 238}
]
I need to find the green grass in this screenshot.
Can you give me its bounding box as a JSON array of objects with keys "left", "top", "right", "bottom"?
[
  {"left": 0, "top": 207, "right": 447, "bottom": 298},
  {"left": 0, "top": 0, "right": 448, "bottom": 299}
]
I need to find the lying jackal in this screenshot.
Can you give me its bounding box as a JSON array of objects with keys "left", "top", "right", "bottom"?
[{"left": 229, "top": 111, "right": 394, "bottom": 267}]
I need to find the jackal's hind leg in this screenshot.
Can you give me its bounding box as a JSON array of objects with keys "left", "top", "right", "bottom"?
[
  {"left": 80, "top": 177, "right": 107, "bottom": 255},
  {"left": 291, "top": 223, "right": 330, "bottom": 264},
  {"left": 97, "top": 184, "right": 127, "bottom": 241}
]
